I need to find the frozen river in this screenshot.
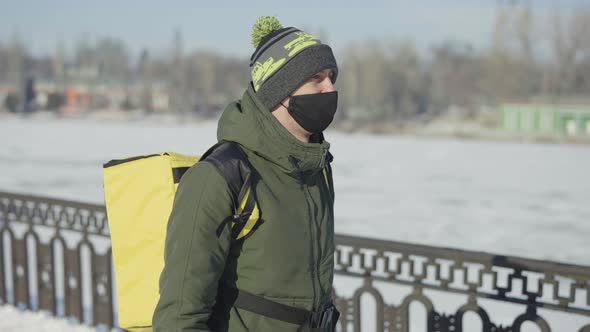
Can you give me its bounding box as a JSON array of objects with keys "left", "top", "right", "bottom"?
[{"left": 2, "top": 115, "right": 588, "bottom": 264}]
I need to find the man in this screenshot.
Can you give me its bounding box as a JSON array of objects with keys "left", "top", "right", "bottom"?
[{"left": 153, "top": 16, "right": 339, "bottom": 331}]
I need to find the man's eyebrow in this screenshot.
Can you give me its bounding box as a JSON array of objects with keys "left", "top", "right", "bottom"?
[{"left": 308, "top": 71, "right": 330, "bottom": 82}]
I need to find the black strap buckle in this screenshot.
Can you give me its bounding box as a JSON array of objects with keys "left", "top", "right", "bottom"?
[
  {"left": 306, "top": 304, "right": 340, "bottom": 331},
  {"left": 233, "top": 211, "right": 251, "bottom": 224}
]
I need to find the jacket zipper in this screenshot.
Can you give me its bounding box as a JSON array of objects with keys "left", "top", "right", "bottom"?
[
  {"left": 305, "top": 171, "right": 330, "bottom": 312},
  {"left": 301, "top": 178, "right": 318, "bottom": 311},
  {"left": 313, "top": 149, "right": 330, "bottom": 310},
  {"left": 315, "top": 164, "right": 333, "bottom": 309},
  {"left": 312, "top": 174, "right": 323, "bottom": 310},
  {"left": 299, "top": 149, "right": 330, "bottom": 312},
  {"left": 319, "top": 148, "right": 328, "bottom": 169}
]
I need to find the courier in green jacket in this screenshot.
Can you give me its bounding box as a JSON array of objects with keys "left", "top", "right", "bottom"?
[{"left": 153, "top": 16, "right": 339, "bottom": 331}]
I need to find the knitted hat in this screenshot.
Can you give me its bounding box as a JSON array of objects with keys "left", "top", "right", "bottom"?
[{"left": 249, "top": 16, "right": 338, "bottom": 111}]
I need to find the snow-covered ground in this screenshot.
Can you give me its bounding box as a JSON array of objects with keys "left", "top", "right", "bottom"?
[
  {"left": 0, "top": 305, "right": 97, "bottom": 332},
  {"left": 1, "top": 113, "right": 589, "bottom": 331}
]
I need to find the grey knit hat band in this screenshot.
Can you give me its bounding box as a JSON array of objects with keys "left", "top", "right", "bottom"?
[{"left": 250, "top": 28, "right": 338, "bottom": 110}]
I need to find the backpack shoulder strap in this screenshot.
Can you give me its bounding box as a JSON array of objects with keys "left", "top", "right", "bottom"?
[{"left": 200, "top": 141, "right": 258, "bottom": 240}]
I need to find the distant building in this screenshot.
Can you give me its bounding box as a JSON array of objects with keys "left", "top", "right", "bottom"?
[{"left": 501, "top": 103, "right": 590, "bottom": 136}]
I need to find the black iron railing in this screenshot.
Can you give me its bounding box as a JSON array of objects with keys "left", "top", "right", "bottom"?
[
  {"left": 0, "top": 191, "right": 589, "bottom": 331},
  {"left": 333, "top": 235, "right": 590, "bottom": 331}
]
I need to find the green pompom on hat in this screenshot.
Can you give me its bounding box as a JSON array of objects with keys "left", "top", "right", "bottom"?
[
  {"left": 248, "top": 16, "right": 338, "bottom": 111},
  {"left": 251, "top": 16, "right": 284, "bottom": 48}
]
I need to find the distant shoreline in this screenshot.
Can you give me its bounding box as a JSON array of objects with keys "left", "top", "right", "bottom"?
[
  {"left": 336, "top": 120, "right": 590, "bottom": 146},
  {"left": 2, "top": 109, "right": 590, "bottom": 146}
]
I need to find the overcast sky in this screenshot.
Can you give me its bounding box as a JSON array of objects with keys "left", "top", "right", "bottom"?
[{"left": 0, "top": 0, "right": 587, "bottom": 59}]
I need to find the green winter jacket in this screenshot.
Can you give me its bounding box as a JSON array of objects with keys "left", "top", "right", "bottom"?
[{"left": 152, "top": 84, "right": 335, "bottom": 331}]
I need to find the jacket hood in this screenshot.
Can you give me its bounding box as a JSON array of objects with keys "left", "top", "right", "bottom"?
[{"left": 217, "top": 84, "right": 331, "bottom": 175}]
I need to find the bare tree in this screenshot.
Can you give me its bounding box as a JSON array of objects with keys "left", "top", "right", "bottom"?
[
  {"left": 53, "top": 40, "right": 66, "bottom": 91},
  {"left": 170, "top": 28, "right": 189, "bottom": 114},
  {"left": 549, "top": 8, "right": 590, "bottom": 96},
  {"left": 138, "top": 49, "right": 153, "bottom": 112}
]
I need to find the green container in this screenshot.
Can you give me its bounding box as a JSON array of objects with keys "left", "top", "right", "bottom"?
[
  {"left": 519, "top": 106, "right": 538, "bottom": 132},
  {"left": 558, "top": 113, "right": 577, "bottom": 134},
  {"left": 501, "top": 105, "right": 521, "bottom": 131},
  {"left": 581, "top": 115, "right": 590, "bottom": 135},
  {"left": 500, "top": 103, "right": 590, "bottom": 135},
  {"left": 537, "top": 107, "right": 557, "bottom": 133}
]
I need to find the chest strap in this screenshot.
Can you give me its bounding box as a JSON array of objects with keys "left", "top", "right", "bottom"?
[{"left": 234, "top": 289, "right": 340, "bottom": 331}]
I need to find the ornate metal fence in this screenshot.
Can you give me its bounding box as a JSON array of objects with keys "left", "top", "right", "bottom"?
[
  {"left": 0, "top": 192, "right": 113, "bottom": 329},
  {"left": 1, "top": 191, "right": 589, "bottom": 331},
  {"left": 333, "top": 236, "right": 590, "bottom": 331}
]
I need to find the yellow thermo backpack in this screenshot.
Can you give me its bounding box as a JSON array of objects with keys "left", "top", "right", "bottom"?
[{"left": 103, "top": 142, "right": 260, "bottom": 331}]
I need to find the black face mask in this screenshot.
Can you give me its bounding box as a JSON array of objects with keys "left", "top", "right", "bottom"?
[{"left": 281, "top": 91, "right": 338, "bottom": 134}]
